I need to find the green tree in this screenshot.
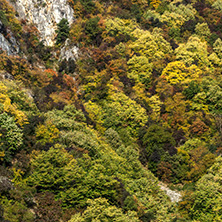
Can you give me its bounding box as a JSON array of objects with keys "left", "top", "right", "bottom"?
[
  {"left": 142, "top": 124, "right": 176, "bottom": 172},
  {"left": 56, "top": 18, "right": 70, "bottom": 45},
  {"left": 69, "top": 198, "right": 139, "bottom": 222},
  {"left": 27, "top": 144, "right": 84, "bottom": 192},
  {"left": 127, "top": 55, "right": 153, "bottom": 87},
  {"left": 184, "top": 157, "right": 222, "bottom": 221},
  {"left": 0, "top": 112, "right": 23, "bottom": 164},
  {"left": 84, "top": 17, "right": 102, "bottom": 42},
  {"left": 195, "top": 23, "right": 211, "bottom": 40},
  {"left": 183, "top": 81, "right": 201, "bottom": 100},
  {"left": 175, "top": 36, "right": 212, "bottom": 70}
]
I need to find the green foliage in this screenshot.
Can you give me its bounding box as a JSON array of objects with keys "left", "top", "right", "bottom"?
[
  {"left": 212, "top": 0, "right": 222, "bottom": 11},
  {"left": 0, "top": 197, "right": 34, "bottom": 222},
  {"left": 56, "top": 18, "right": 70, "bottom": 45},
  {"left": 142, "top": 124, "right": 176, "bottom": 172},
  {"left": 0, "top": 112, "right": 23, "bottom": 163},
  {"left": 69, "top": 198, "right": 140, "bottom": 222},
  {"left": 185, "top": 157, "right": 222, "bottom": 221},
  {"left": 80, "top": 0, "right": 95, "bottom": 13},
  {"left": 0, "top": 10, "right": 8, "bottom": 26},
  {"left": 195, "top": 23, "right": 211, "bottom": 40},
  {"left": 2, "top": 0, "right": 222, "bottom": 220},
  {"left": 127, "top": 55, "right": 152, "bottom": 86},
  {"left": 85, "top": 90, "right": 147, "bottom": 137},
  {"left": 105, "top": 18, "right": 138, "bottom": 41},
  {"left": 175, "top": 36, "right": 212, "bottom": 70},
  {"left": 160, "top": 2, "right": 196, "bottom": 28},
  {"left": 27, "top": 145, "right": 120, "bottom": 208},
  {"left": 129, "top": 28, "right": 172, "bottom": 62},
  {"left": 183, "top": 81, "right": 201, "bottom": 100},
  {"left": 28, "top": 144, "right": 80, "bottom": 192},
  {"left": 35, "top": 122, "right": 60, "bottom": 145},
  {"left": 84, "top": 17, "right": 102, "bottom": 42}
]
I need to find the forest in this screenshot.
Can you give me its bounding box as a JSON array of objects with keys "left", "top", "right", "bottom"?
[{"left": 1, "top": 0, "right": 222, "bottom": 221}]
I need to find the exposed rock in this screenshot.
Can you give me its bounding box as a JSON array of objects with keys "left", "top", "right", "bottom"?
[
  {"left": 0, "top": 176, "right": 12, "bottom": 193},
  {"left": 0, "top": 71, "right": 14, "bottom": 80},
  {"left": 0, "top": 20, "right": 19, "bottom": 55},
  {"left": 160, "top": 184, "right": 182, "bottom": 203},
  {"left": 60, "top": 38, "right": 78, "bottom": 62},
  {"left": 10, "top": 0, "right": 74, "bottom": 46}
]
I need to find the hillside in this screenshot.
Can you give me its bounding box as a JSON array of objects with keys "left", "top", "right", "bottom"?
[{"left": 1, "top": 0, "right": 222, "bottom": 221}]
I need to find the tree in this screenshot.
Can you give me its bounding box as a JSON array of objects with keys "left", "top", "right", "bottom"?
[
  {"left": 175, "top": 36, "right": 212, "bottom": 70},
  {"left": 127, "top": 55, "right": 152, "bottom": 86},
  {"left": 183, "top": 81, "right": 201, "bottom": 100},
  {"left": 129, "top": 28, "right": 172, "bottom": 63},
  {"left": 142, "top": 124, "right": 176, "bottom": 172},
  {"left": 34, "top": 192, "right": 63, "bottom": 222},
  {"left": 27, "top": 144, "right": 83, "bottom": 192},
  {"left": 85, "top": 90, "right": 147, "bottom": 137},
  {"left": 161, "top": 61, "right": 201, "bottom": 85},
  {"left": 160, "top": 3, "right": 196, "bottom": 28},
  {"left": 56, "top": 18, "right": 70, "bottom": 45},
  {"left": 183, "top": 157, "right": 222, "bottom": 221},
  {"left": 84, "top": 17, "right": 102, "bottom": 43},
  {"left": 69, "top": 198, "right": 140, "bottom": 222},
  {"left": 0, "top": 112, "right": 23, "bottom": 164},
  {"left": 195, "top": 23, "right": 211, "bottom": 40}
]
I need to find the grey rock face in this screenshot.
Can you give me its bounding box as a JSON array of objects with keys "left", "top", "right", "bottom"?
[
  {"left": 60, "top": 39, "right": 78, "bottom": 62},
  {"left": 160, "top": 184, "right": 182, "bottom": 203},
  {"left": 0, "top": 71, "right": 14, "bottom": 80},
  {"left": 0, "top": 176, "right": 12, "bottom": 193},
  {"left": 10, "top": 0, "right": 74, "bottom": 46},
  {"left": 0, "top": 20, "right": 19, "bottom": 55}
]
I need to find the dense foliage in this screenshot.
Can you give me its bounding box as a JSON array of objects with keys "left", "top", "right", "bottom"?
[{"left": 1, "top": 0, "right": 222, "bottom": 221}]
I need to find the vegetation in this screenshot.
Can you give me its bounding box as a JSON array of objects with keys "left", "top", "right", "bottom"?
[{"left": 1, "top": 0, "right": 222, "bottom": 221}]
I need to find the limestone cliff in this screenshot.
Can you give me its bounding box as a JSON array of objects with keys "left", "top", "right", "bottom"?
[
  {"left": 10, "top": 0, "right": 74, "bottom": 46},
  {"left": 0, "top": 19, "right": 19, "bottom": 55}
]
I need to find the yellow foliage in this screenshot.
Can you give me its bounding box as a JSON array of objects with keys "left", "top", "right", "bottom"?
[
  {"left": 132, "top": 0, "right": 148, "bottom": 9},
  {"left": 177, "top": 148, "right": 190, "bottom": 163},
  {"left": 70, "top": 18, "right": 84, "bottom": 43},
  {"left": 84, "top": 100, "right": 106, "bottom": 133},
  {"left": 130, "top": 29, "right": 172, "bottom": 62},
  {"left": 175, "top": 36, "right": 212, "bottom": 70},
  {"left": 148, "top": 95, "right": 163, "bottom": 121},
  {"left": 132, "top": 83, "right": 150, "bottom": 105},
  {"left": 35, "top": 122, "right": 60, "bottom": 145},
  {"left": 12, "top": 168, "right": 24, "bottom": 185},
  {"left": 0, "top": 151, "right": 5, "bottom": 161},
  {"left": 127, "top": 55, "right": 152, "bottom": 83},
  {"left": 162, "top": 61, "right": 201, "bottom": 85},
  {"left": 0, "top": 82, "right": 28, "bottom": 126},
  {"left": 150, "top": 0, "right": 161, "bottom": 9}
]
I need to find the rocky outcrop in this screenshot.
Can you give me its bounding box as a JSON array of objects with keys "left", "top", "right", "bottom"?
[
  {"left": 0, "top": 176, "right": 12, "bottom": 193},
  {"left": 160, "top": 184, "right": 182, "bottom": 203},
  {"left": 0, "top": 20, "right": 19, "bottom": 55},
  {"left": 60, "top": 39, "right": 78, "bottom": 62},
  {"left": 10, "top": 0, "right": 74, "bottom": 46},
  {"left": 0, "top": 71, "right": 13, "bottom": 80}
]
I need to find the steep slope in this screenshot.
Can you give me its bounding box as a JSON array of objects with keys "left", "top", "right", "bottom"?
[
  {"left": 10, "top": 0, "right": 74, "bottom": 46},
  {"left": 1, "top": 0, "right": 222, "bottom": 221}
]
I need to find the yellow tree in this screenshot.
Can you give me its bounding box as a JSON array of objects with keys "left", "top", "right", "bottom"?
[
  {"left": 175, "top": 36, "right": 212, "bottom": 71},
  {"left": 161, "top": 61, "right": 201, "bottom": 85}
]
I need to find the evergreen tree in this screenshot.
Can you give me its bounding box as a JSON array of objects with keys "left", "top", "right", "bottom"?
[{"left": 56, "top": 18, "right": 69, "bottom": 45}]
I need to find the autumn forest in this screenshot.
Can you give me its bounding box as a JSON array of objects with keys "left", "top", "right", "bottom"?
[{"left": 1, "top": 0, "right": 222, "bottom": 221}]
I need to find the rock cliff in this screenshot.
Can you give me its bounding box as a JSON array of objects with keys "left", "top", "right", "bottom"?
[
  {"left": 0, "top": 19, "right": 19, "bottom": 55},
  {"left": 10, "top": 0, "right": 74, "bottom": 46}
]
